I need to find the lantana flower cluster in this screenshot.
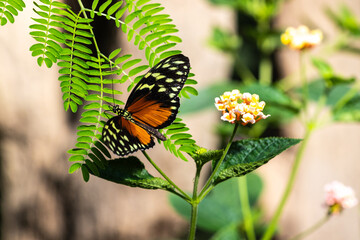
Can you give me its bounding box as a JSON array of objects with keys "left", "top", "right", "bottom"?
[
  {"left": 281, "top": 25, "right": 323, "bottom": 50},
  {"left": 324, "top": 181, "right": 358, "bottom": 215},
  {"left": 215, "top": 90, "right": 270, "bottom": 125}
]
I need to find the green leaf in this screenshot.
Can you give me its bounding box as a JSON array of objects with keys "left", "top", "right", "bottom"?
[
  {"left": 169, "top": 173, "right": 263, "bottom": 232},
  {"left": 107, "top": 0, "right": 123, "bottom": 16},
  {"left": 329, "top": 84, "right": 360, "bottom": 122},
  {"left": 91, "top": 156, "right": 174, "bottom": 190},
  {"left": 211, "top": 224, "right": 241, "bottom": 240},
  {"left": 190, "top": 148, "right": 223, "bottom": 167},
  {"left": 213, "top": 137, "right": 301, "bottom": 184},
  {"left": 91, "top": 0, "right": 99, "bottom": 10},
  {"left": 69, "top": 163, "right": 82, "bottom": 173},
  {"left": 81, "top": 164, "right": 90, "bottom": 182},
  {"left": 122, "top": 58, "right": 142, "bottom": 70},
  {"left": 99, "top": 0, "right": 112, "bottom": 13},
  {"left": 109, "top": 48, "right": 121, "bottom": 59}
]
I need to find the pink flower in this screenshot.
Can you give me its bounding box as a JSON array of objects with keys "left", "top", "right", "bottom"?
[{"left": 324, "top": 181, "right": 358, "bottom": 215}]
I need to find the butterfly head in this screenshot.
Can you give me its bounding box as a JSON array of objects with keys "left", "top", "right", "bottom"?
[{"left": 111, "top": 105, "right": 132, "bottom": 119}]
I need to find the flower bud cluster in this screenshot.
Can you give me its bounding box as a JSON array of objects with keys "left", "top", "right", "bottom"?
[
  {"left": 215, "top": 90, "right": 270, "bottom": 125},
  {"left": 281, "top": 25, "right": 323, "bottom": 50}
]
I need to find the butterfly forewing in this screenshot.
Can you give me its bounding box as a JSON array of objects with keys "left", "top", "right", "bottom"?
[
  {"left": 126, "top": 54, "right": 189, "bottom": 129},
  {"left": 102, "top": 54, "right": 190, "bottom": 156}
]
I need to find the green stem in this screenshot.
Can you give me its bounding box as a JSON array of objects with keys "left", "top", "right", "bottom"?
[
  {"left": 289, "top": 214, "right": 330, "bottom": 240},
  {"left": 188, "top": 166, "right": 202, "bottom": 240},
  {"left": 198, "top": 123, "right": 239, "bottom": 200},
  {"left": 259, "top": 56, "right": 272, "bottom": 85},
  {"left": 261, "top": 127, "right": 312, "bottom": 240},
  {"left": 142, "top": 151, "right": 191, "bottom": 202},
  {"left": 188, "top": 203, "right": 198, "bottom": 240},
  {"left": 300, "top": 51, "right": 309, "bottom": 113},
  {"left": 238, "top": 176, "right": 256, "bottom": 240}
]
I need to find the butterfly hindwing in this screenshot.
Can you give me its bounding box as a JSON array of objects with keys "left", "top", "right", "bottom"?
[{"left": 102, "top": 116, "right": 155, "bottom": 156}]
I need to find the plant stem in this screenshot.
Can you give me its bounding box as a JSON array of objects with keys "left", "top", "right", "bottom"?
[
  {"left": 238, "top": 176, "right": 256, "bottom": 240},
  {"left": 188, "top": 166, "right": 202, "bottom": 240},
  {"left": 300, "top": 51, "right": 309, "bottom": 113},
  {"left": 142, "top": 151, "right": 191, "bottom": 202},
  {"left": 198, "top": 123, "right": 239, "bottom": 200},
  {"left": 261, "top": 126, "right": 312, "bottom": 240},
  {"left": 188, "top": 203, "right": 198, "bottom": 240},
  {"left": 289, "top": 214, "right": 330, "bottom": 240},
  {"left": 259, "top": 56, "right": 272, "bottom": 85}
]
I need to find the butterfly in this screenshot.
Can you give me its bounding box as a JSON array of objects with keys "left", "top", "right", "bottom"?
[{"left": 102, "top": 54, "right": 190, "bottom": 156}]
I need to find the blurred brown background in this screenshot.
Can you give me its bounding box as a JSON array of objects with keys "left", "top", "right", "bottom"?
[{"left": 0, "top": 0, "right": 359, "bottom": 239}]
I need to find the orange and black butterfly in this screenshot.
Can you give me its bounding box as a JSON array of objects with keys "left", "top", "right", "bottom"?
[{"left": 102, "top": 54, "right": 190, "bottom": 156}]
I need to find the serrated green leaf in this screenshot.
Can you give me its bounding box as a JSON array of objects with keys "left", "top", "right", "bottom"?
[{"left": 213, "top": 137, "right": 301, "bottom": 184}]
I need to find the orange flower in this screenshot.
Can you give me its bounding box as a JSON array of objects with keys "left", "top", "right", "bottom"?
[{"left": 215, "top": 90, "right": 270, "bottom": 125}]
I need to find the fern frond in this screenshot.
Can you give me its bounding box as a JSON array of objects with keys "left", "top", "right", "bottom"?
[
  {"left": 0, "top": 0, "right": 25, "bottom": 26},
  {"left": 28, "top": 0, "right": 200, "bottom": 179},
  {"left": 81, "top": 0, "right": 198, "bottom": 162},
  {"left": 29, "top": 0, "right": 72, "bottom": 67},
  {"left": 162, "top": 118, "right": 197, "bottom": 161}
]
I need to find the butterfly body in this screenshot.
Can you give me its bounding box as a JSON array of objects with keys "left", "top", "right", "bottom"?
[{"left": 102, "top": 54, "right": 190, "bottom": 156}]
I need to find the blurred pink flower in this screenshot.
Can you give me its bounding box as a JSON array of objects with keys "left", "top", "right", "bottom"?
[{"left": 324, "top": 181, "right": 358, "bottom": 215}]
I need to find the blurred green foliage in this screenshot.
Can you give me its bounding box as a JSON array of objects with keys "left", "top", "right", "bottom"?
[
  {"left": 170, "top": 173, "right": 265, "bottom": 239},
  {"left": 175, "top": 1, "right": 360, "bottom": 238}
]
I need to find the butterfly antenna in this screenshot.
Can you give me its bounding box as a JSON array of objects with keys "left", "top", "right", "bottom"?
[{"left": 111, "top": 63, "right": 116, "bottom": 108}]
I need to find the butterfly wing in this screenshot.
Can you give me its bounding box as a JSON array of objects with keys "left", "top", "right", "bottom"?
[
  {"left": 102, "top": 116, "right": 155, "bottom": 156},
  {"left": 125, "top": 54, "right": 190, "bottom": 129}
]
